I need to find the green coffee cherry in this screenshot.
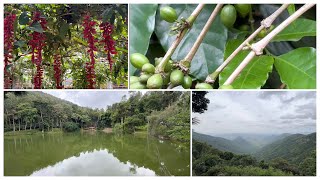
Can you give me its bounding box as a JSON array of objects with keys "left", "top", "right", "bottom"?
[
  {"left": 258, "top": 29, "right": 267, "bottom": 38},
  {"left": 147, "top": 74, "right": 163, "bottom": 89},
  {"left": 239, "top": 24, "right": 250, "bottom": 31},
  {"left": 160, "top": 6, "right": 178, "bottom": 23},
  {"left": 142, "top": 63, "right": 155, "bottom": 74},
  {"left": 182, "top": 76, "right": 192, "bottom": 89},
  {"left": 130, "top": 76, "right": 139, "bottom": 84},
  {"left": 155, "top": 58, "right": 173, "bottom": 72},
  {"left": 235, "top": 4, "right": 251, "bottom": 18},
  {"left": 170, "top": 69, "right": 184, "bottom": 86},
  {"left": 195, "top": 83, "right": 213, "bottom": 89},
  {"left": 139, "top": 73, "right": 152, "bottom": 84},
  {"left": 220, "top": 5, "right": 237, "bottom": 28},
  {"left": 163, "top": 72, "right": 171, "bottom": 85},
  {"left": 130, "top": 82, "right": 146, "bottom": 89},
  {"left": 130, "top": 53, "right": 149, "bottom": 69}
]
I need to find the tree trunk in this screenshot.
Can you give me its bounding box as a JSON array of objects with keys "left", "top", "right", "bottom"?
[
  {"left": 24, "top": 122, "right": 27, "bottom": 131},
  {"left": 40, "top": 110, "right": 44, "bottom": 132},
  {"left": 12, "top": 117, "right": 15, "bottom": 132},
  {"left": 60, "top": 120, "right": 62, "bottom": 130},
  {"left": 18, "top": 119, "right": 21, "bottom": 131},
  {"left": 30, "top": 123, "right": 32, "bottom": 130}
]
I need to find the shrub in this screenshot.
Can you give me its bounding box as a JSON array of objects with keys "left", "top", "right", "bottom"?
[{"left": 62, "top": 122, "right": 79, "bottom": 132}]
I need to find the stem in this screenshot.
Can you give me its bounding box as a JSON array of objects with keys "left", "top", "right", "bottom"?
[
  {"left": 251, "top": 3, "right": 315, "bottom": 55},
  {"left": 184, "top": 4, "right": 223, "bottom": 63},
  {"left": 167, "top": 83, "right": 175, "bottom": 89},
  {"left": 223, "top": 51, "right": 255, "bottom": 85},
  {"left": 206, "top": 4, "right": 289, "bottom": 83},
  {"left": 156, "top": 4, "right": 205, "bottom": 74},
  {"left": 223, "top": 4, "right": 315, "bottom": 86},
  {"left": 248, "top": 5, "right": 254, "bottom": 32}
]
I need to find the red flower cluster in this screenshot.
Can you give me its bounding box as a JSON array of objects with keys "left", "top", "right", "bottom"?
[
  {"left": 82, "top": 14, "right": 97, "bottom": 89},
  {"left": 29, "top": 11, "right": 47, "bottom": 89},
  {"left": 33, "top": 66, "right": 43, "bottom": 89},
  {"left": 53, "top": 54, "right": 63, "bottom": 89},
  {"left": 83, "top": 14, "right": 98, "bottom": 64},
  {"left": 4, "top": 13, "right": 16, "bottom": 88},
  {"left": 100, "top": 22, "right": 117, "bottom": 71},
  {"left": 85, "top": 62, "right": 96, "bottom": 89}
]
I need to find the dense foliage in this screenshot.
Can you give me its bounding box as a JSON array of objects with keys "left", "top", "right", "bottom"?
[
  {"left": 129, "top": 4, "right": 316, "bottom": 89},
  {"left": 4, "top": 4, "right": 128, "bottom": 89},
  {"left": 193, "top": 132, "right": 316, "bottom": 176},
  {"left": 193, "top": 140, "right": 292, "bottom": 176},
  {"left": 4, "top": 91, "right": 190, "bottom": 144},
  {"left": 254, "top": 133, "right": 316, "bottom": 167}
]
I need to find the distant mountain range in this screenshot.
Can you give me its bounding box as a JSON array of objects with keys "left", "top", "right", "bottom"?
[
  {"left": 193, "top": 132, "right": 259, "bottom": 154},
  {"left": 212, "top": 133, "right": 292, "bottom": 148},
  {"left": 254, "top": 132, "right": 316, "bottom": 165},
  {"left": 193, "top": 131, "right": 316, "bottom": 166}
]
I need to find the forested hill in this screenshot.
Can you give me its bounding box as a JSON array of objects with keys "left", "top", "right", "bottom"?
[
  {"left": 254, "top": 133, "right": 316, "bottom": 165},
  {"left": 4, "top": 91, "right": 190, "bottom": 143},
  {"left": 192, "top": 140, "right": 292, "bottom": 176},
  {"left": 192, "top": 132, "right": 258, "bottom": 154},
  {"left": 193, "top": 139, "right": 316, "bottom": 176}
]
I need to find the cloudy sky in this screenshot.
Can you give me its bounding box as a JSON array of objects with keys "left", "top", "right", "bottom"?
[
  {"left": 193, "top": 91, "right": 316, "bottom": 135},
  {"left": 45, "top": 91, "right": 130, "bottom": 109}
]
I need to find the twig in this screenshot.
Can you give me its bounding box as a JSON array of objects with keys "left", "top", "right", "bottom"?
[
  {"left": 155, "top": 4, "right": 205, "bottom": 74},
  {"left": 205, "top": 4, "right": 289, "bottom": 83},
  {"left": 248, "top": 5, "right": 254, "bottom": 32},
  {"left": 279, "top": 83, "right": 286, "bottom": 89},
  {"left": 223, "top": 4, "right": 315, "bottom": 86},
  {"left": 179, "top": 4, "right": 224, "bottom": 72}
]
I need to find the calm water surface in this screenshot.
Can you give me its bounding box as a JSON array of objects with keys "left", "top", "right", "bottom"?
[{"left": 4, "top": 132, "right": 190, "bottom": 176}]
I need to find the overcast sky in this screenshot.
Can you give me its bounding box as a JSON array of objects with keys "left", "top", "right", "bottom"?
[
  {"left": 193, "top": 91, "right": 316, "bottom": 135},
  {"left": 45, "top": 91, "right": 130, "bottom": 109}
]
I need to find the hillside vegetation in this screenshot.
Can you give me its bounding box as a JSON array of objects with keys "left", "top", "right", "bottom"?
[
  {"left": 193, "top": 132, "right": 316, "bottom": 176},
  {"left": 4, "top": 91, "right": 190, "bottom": 144}
]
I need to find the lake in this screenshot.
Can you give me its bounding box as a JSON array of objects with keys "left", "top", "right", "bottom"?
[{"left": 4, "top": 131, "right": 190, "bottom": 176}]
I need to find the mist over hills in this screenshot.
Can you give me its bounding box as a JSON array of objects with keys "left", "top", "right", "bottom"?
[
  {"left": 208, "top": 132, "right": 293, "bottom": 148},
  {"left": 192, "top": 131, "right": 316, "bottom": 167}
]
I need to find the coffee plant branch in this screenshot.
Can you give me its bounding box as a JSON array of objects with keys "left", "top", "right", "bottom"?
[
  {"left": 179, "top": 4, "right": 224, "bottom": 73},
  {"left": 156, "top": 4, "right": 205, "bottom": 74},
  {"left": 223, "top": 3, "right": 315, "bottom": 86},
  {"left": 205, "top": 4, "right": 290, "bottom": 84}
]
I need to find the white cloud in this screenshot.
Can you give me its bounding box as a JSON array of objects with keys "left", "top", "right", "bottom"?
[
  {"left": 193, "top": 91, "right": 316, "bottom": 135},
  {"left": 44, "top": 91, "right": 129, "bottom": 109}
]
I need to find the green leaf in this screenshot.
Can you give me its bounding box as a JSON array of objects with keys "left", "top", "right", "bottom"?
[
  {"left": 19, "top": 12, "right": 29, "bottom": 25},
  {"left": 5, "top": 64, "right": 13, "bottom": 71},
  {"left": 274, "top": 47, "right": 316, "bottom": 89},
  {"left": 14, "top": 40, "right": 26, "bottom": 48},
  {"left": 27, "top": 22, "right": 44, "bottom": 33},
  {"left": 102, "top": 8, "right": 114, "bottom": 23},
  {"left": 220, "top": 39, "right": 274, "bottom": 89},
  {"left": 110, "top": 13, "right": 116, "bottom": 25},
  {"left": 59, "top": 21, "right": 69, "bottom": 38},
  {"left": 287, "top": 4, "right": 296, "bottom": 15},
  {"left": 129, "top": 4, "right": 158, "bottom": 75},
  {"left": 155, "top": 4, "right": 228, "bottom": 80},
  {"left": 272, "top": 18, "right": 316, "bottom": 42},
  {"left": 116, "top": 6, "right": 127, "bottom": 19}
]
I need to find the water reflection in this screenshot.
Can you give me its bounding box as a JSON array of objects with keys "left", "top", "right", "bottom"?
[
  {"left": 5, "top": 132, "right": 190, "bottom": 176},
  {"left": 31, "top": 149, "right": 156, "bottom": 176}
]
